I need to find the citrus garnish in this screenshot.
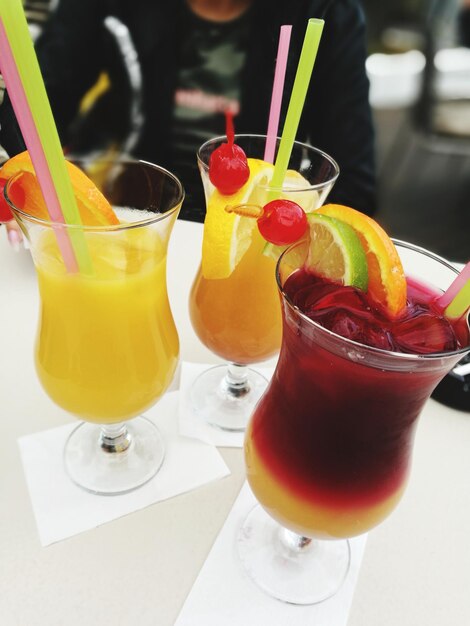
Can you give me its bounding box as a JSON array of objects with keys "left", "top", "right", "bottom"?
[
  {"left": 315, "top": 204, "right": 406, "bottom": 317},
  {"left": 0, "top": 150, "right": 119, "bottom": 226},
  {"left": 281, "top": 169, "right": 319, "bottom": 212},
  {"left": 202, "top": 157, "right": 274, "bottom": 279},
  {"left": 306, "top": 213, "right": 368, "bottom": 290}
]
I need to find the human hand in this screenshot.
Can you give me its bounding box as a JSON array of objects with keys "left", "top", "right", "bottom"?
[{"left": 4, "top": 219, "right": 23, "bottom": 250}]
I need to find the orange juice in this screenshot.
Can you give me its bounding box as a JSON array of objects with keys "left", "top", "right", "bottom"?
[
  {"left": 191, "top": 136, "right": 339, "bottom": 367},
  {"left": 189, "top": 227, "right": 281, "bottom": 364},
  {"left": 34, "top": 219, "right": 179, "bottom": 424},
  {"left": 246, "top": 420, "right": 406, "bottom": 539}
]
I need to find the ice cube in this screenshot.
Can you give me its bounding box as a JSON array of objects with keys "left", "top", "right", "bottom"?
[
  {"left": 328, "top": 310, "right": 395, "bottom": 350},
  {"left": 392, "top": 312, "right": 458, "bottom": 354}
]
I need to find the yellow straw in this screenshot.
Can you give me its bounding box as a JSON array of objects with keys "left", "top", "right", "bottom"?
[{"left": 445, "top": 280, "right": 470, "bottom": 320}]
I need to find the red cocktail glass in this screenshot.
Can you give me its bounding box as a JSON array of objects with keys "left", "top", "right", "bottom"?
[{"left": 239, "top": 239, "right": 470, "bottom": 604}]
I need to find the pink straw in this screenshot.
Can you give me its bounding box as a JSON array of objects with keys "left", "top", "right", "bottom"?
[
  {"left": 0, "top": 19, "right": 78, "bottom": 272},
  {"left": 437, "top": 261, "right": 470, "bottom": 308},
  {"left": 264, "top": 25, "right": 292, "bottom": 164}
]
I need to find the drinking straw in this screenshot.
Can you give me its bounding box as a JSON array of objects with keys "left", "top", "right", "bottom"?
[
  {"left": 444, "top": 281, "right": 470, "bottom": 320},
  {"left": 269, "top": 19, "right": 324, "bottom": 193},
  {"left": 0, "top": 22, "right": 77, "bottom": 272},
  {"left": 437, "top": 261, "right": 470, "bottom": 308},
  {"left": 438, "top": 261, "right": 470, "bottom": 319},
  {"left": 0, "top": 1, "right": 91, "bottom": 273},
  {"left": 263, "top": 25, "right": 292, "bottom": 164}
]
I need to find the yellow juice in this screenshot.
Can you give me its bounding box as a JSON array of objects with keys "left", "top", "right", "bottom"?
[
  {"left": 189, "top": 228, "right": 281, "bottom": 364},
  {"left": 246, "top": 422, "right": 406, "bottom": 539},
  {"left": 34, "top": 225, "right": 179, "bottom": 424}
]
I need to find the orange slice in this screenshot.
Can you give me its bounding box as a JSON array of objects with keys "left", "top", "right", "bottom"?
[
  {"left": 315, "top": 204, "right": 407, "bottom": 317},
  {"left": 0, "top": 150, "right": 119, "bottom": 225}
]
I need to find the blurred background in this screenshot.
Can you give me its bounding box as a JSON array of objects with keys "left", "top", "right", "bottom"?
[
  {"left": 362, "top": 0, "right": 470, "bottom": 263},
  {"left": 25, "top": 0, "right": 470, "bottom": 262}
]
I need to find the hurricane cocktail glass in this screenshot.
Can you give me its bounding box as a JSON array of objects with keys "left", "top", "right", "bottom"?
[
  {"left": 239, "top": 239, "right": 470, "bottom": 604},
  {"left": 189, "top": 134, "right": 339, "bottom": 431},
  {"left": 6, "top": 160, "right": 184, "bottom": 495}
]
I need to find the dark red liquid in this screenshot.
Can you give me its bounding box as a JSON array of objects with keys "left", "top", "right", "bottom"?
[
  {"left": 247, "top": 271, "right": 469, "bottom": 536},
  {"left": 284, "top": 269, "right": 468, "bottom": 354}
]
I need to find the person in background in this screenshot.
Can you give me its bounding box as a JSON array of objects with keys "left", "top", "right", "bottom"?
[
  {"left": 459, "top": 0, "right": 470, "bottom": 47},
  {"left": 0, "top": 0, "right": 376, "bottom": 233}
]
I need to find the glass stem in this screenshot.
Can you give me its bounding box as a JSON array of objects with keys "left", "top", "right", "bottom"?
[
  {"left": 280, "top": 528, "right": 313, "bottom": 553},
  {"left": 222, "top": 362, "right": 250, "bottom": 399},
  {"left": 100, "top": 422, "right": 132, "bottom": 454}
]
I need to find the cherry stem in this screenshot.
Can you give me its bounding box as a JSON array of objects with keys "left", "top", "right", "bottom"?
[
  {"left": 225, "top": 110, "right": 234, "bottom": 146},
  {"left": 225, "top": 203, "right": 264, "bottom": 219}
]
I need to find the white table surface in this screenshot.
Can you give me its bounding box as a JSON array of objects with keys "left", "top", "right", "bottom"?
[{"left": 1, "top": 219, "right": 469, "bottom": 626}]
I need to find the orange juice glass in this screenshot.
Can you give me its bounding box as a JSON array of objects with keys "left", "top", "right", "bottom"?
[
  {"left": 6, "top": 161, "right": 184, "bottom": 495},
  {"left": 189, "top": 135, "right": 339, "bottom": 431}
]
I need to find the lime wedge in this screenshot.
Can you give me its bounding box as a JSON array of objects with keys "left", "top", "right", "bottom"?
[
  {"left": 306, "top": 213, "right": 368, "bottom": 290},
  {"left": 316, "top": 203, "right": 406, "bottom": 317}
]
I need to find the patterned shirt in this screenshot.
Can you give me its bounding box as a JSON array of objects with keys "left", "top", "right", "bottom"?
[{"left": 171, "top": 3, "right": 252, "bottom": 220}]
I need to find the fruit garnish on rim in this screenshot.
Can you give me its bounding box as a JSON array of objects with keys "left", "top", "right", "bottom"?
[
  {"left": 1, "top": 150, "right": 119, "bottom": 226},
  {"left": 314, "top": 204, "right": 407, "bottom": 318},
  {"left": 305, "top": 212, "right": 368, "bottom": 291},
  {"left": 258, "top": 199, "right": 308, "bottom": 246},
  {"left": 0, "top": 179, "right": 13, "bottom": 222},
  {"left": 231, "top": 199, "right": 406, "bottom": 318},
  {"left": 279, "top": 203, "right": 467, "bottom": 354},
  {"left": 208, "top": 111, "right": 250, "bottom": 195},
  {"left": 226, "top": 198, "right": 308, "bottom": 246},
  {"left": 202, "top": 158, "right": 274, "bottom": 280}
]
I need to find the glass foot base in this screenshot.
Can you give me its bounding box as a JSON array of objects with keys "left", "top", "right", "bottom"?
[
  {"left": 237, "top": 504, "right": 351, "bottom": 605},
  {"left": 190, "top": 364, "right": 268, "bottom": 432},
  {"left": 64, "top": 416, "right": 165, "bottom": 495}
]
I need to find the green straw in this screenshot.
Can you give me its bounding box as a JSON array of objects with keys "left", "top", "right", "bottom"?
[
  {"left": 0, "top": 0, "right": 91, "bottom": 273},
  {"left": 269, "top": 18, "right": 325, "bottom": 195}
]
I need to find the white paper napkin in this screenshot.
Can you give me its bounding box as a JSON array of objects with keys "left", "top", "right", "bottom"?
[
  {"left": 18, "top": 391, "right": 230, "bottom": 546},
  {"left": 175, "top": 482, "right": 367, "bottom": 626},
  {"left": 178, "top": 361, "right": 275, "bottom": 448}
]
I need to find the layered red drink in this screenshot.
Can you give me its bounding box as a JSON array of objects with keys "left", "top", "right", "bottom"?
[{"left": 245, "top": 233, "right": 469, "bottom": 539}]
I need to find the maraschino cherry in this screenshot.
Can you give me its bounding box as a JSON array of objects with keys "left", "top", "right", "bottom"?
[
  {"left": 257, "top": 199, "right": 308, "bottom": 246},
  {"left": 0, "top": 179, "right": 13, "bottom": 222},
  {"left": 209, "top": 111, "right": 249, "bottom": 195}
]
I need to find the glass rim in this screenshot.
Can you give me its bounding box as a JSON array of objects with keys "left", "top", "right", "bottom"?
[
  {"left": 196, "top": 134, "right": 340, "bottom": 193},
  {"left": 276, "top": 238, "right": 470, "bottom": 362},
  {"left": 4, "top": 159, "right": 185, "bottom": 232}
]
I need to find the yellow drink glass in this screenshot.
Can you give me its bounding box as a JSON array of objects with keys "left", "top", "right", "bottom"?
[
  {"left": 6, "top": 160, "right": 184, "bottom": 494},
  {"left": 189, "top": 135, "right": 339, "bottom": 431}
]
